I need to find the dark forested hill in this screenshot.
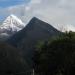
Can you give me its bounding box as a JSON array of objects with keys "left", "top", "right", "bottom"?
[
  {"left": 0, "top": 43, "right": 29, "bottom": 75},
  {"left": 7, "top": 17, "right": 61, "bottom": 68},
  {"left": 34, "top": 32, "right": 75, "bottom": 75}
]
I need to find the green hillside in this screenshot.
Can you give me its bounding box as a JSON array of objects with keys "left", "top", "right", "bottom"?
[{"left": 34, "top": 32, "right": 75, "bottom": 75}]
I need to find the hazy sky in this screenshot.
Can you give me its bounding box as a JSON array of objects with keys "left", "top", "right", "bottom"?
[{"left": 0, "top": 0, "right": 75, "bottom": 29}]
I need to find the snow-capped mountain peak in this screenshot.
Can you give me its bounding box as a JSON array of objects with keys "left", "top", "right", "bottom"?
[
  {"left": 10, "top": 14, "right": 24, "bottom": 25},
  {"left": 0, "top": 14, "right": 25, "bottom": 32}
]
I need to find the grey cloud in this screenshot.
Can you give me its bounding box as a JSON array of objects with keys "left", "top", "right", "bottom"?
[{"left": 0, "top": 0, "right": 75, "bottom": 29}]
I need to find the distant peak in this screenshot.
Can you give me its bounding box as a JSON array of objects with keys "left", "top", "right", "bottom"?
[
  {"left": 0, "top": 14, "right": 25, "bottom": 32},
  {"left": 8, "top": 14, "right": 24, "bottom": 25},
  {"left": 31, "top": 17, "right": 49, "bottom": 24},
  {"left": 32, "top": 17, "right": 38, "bottom": 19},
  {"left": 32, "top": 17, "right": 40, "bottom": 20},
  {"left": 30, "top": 17, "right": 44, "bottom": 23}
]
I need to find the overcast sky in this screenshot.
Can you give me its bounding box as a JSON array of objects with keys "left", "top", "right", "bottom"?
[{"left": 0, "top": 0, "right": 75, "bottom": 29}]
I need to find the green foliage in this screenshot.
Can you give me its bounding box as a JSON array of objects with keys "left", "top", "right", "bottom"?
[{"left": 34, "top": 32, "right": 75, "bottom": 75}]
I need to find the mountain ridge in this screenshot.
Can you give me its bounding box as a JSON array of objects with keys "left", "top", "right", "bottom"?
[
  {"left": 7, "top": 16, "right": 61, "bottom": 45},
  {"left": 0, "top": 14, "right": 25, "bottom": 41},
  {"left": 7, "top": 17, "right": 61, "bottom": 68},
  {"left": 0, "top": 14, "right": 25, "bottom": 32}
]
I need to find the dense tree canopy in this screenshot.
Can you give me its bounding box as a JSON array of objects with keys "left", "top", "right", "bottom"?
[{"left": 34, "top": 32, "right": 75, "bottom": 75}]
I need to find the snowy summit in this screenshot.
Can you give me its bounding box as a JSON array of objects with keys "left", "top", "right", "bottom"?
[{"left": 0, "top": 14, "right": 25, "bottom": 32}]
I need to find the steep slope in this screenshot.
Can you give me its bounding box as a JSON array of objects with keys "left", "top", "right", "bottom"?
[
  {"left": 7, "top": 17, "right": 61, "bottom": 68},
  {"left": 0, "top": 14, "right": 25, "bottom": 41}
]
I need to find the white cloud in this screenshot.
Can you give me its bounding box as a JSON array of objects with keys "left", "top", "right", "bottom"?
[
  {"left": 23, "top": 0, "right": 75, "bottom": 27},
  {"left": 25, "top": 6, "right": 30, "bottom": 11},
  {"left": 0, "top": 0, "right": 75, "bottom": 30}
]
